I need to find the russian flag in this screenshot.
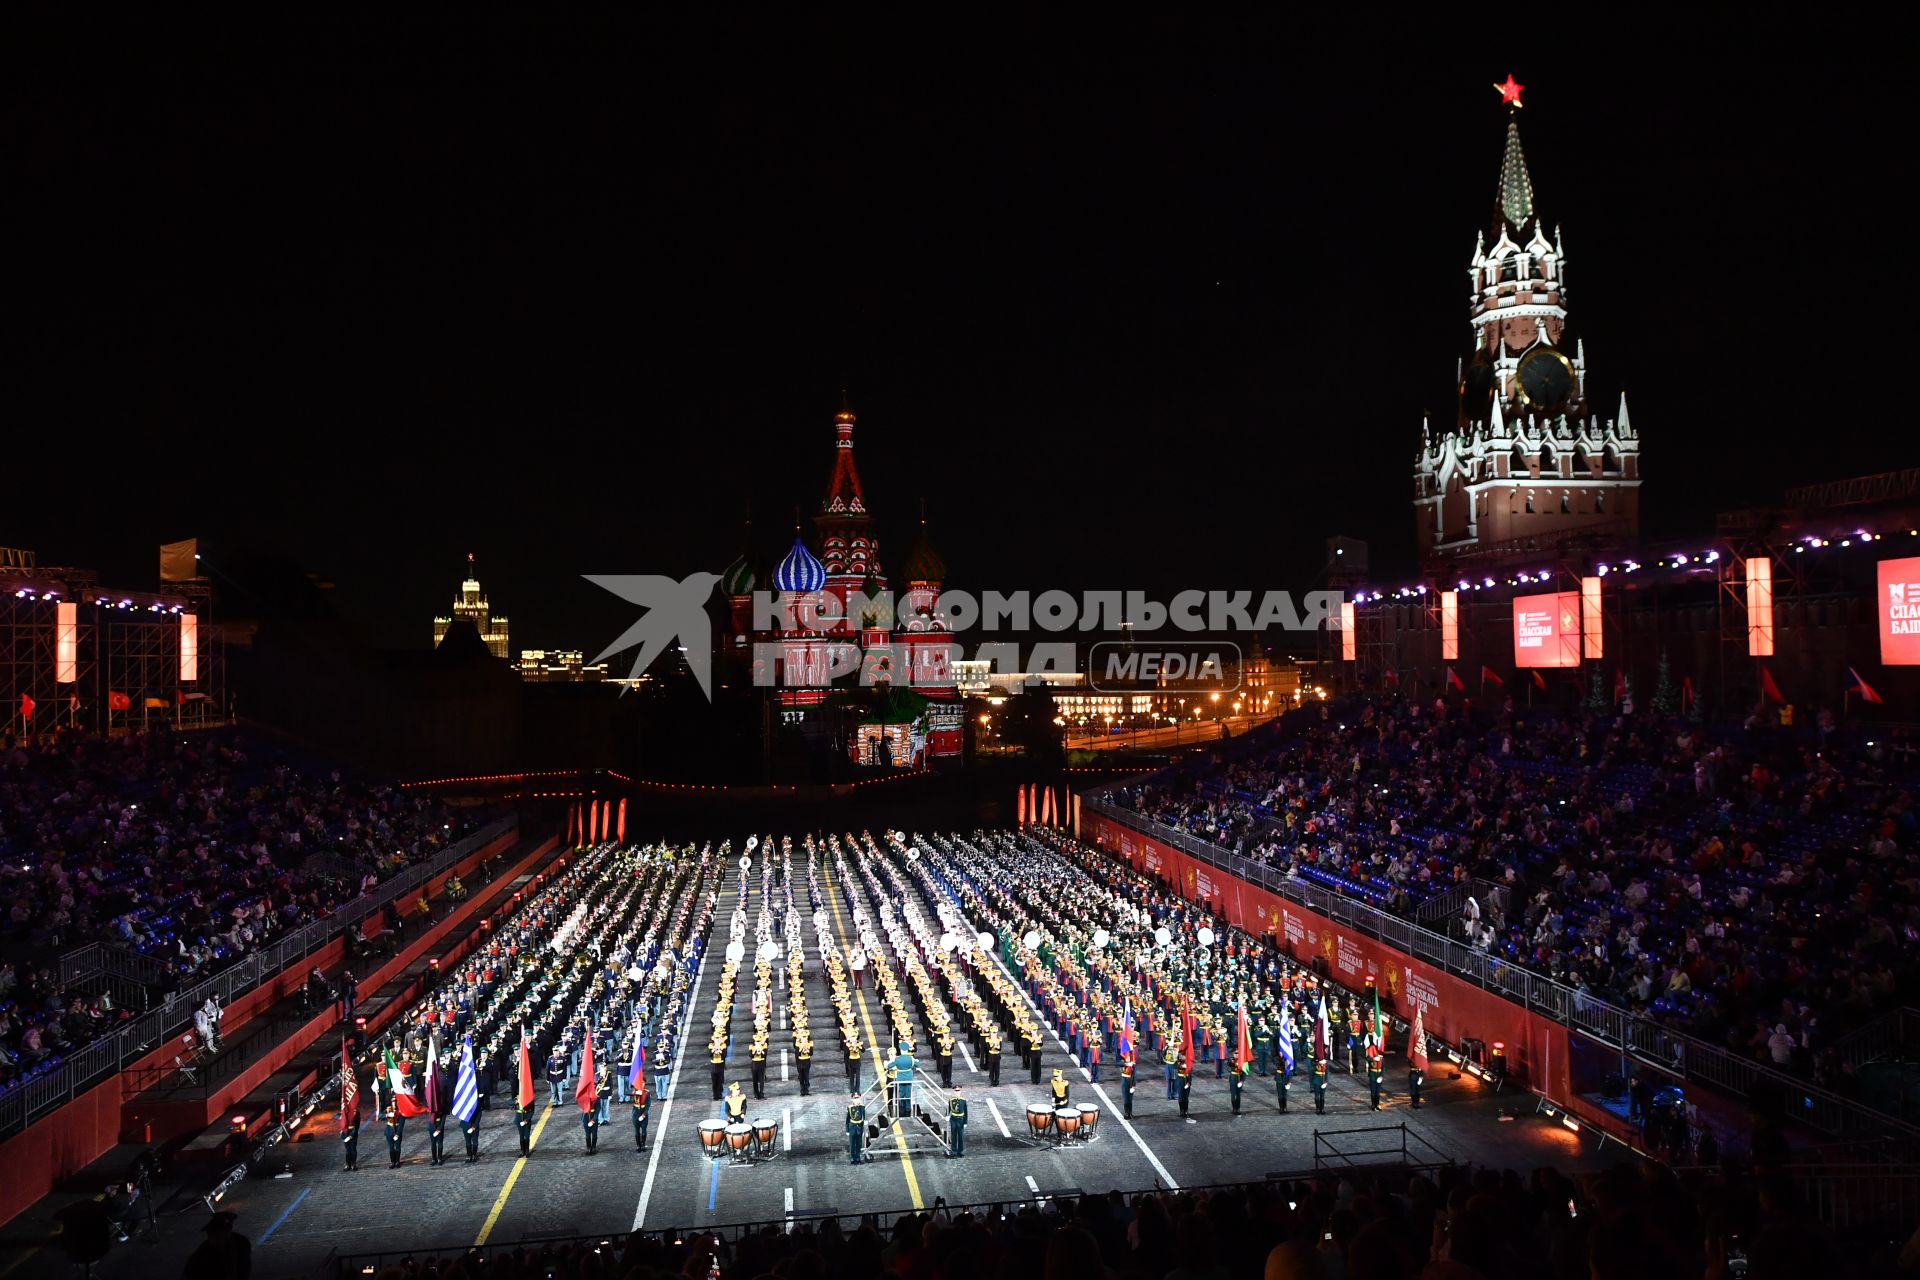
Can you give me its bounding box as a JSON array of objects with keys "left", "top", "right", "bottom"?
[
  {"left": 1848, "top": 667, "right": 1886, "bottom": 705},
  {"left": 1118, "top": 999, "right": 1134, "bottom": 1059}
]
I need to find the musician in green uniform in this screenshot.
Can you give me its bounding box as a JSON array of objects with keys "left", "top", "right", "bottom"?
[
  {"left": 1311, "top": 1054, "right": 1329, "bottom": 1114},
  {"left": 946, "top": 1086, "right": 968, "bottom": 1157},
  {"left": 846, "top": 1093, "right": 867, "bottom": 1165}
]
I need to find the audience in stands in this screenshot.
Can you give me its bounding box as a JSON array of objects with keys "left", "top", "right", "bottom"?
[
  {"left": 1114, "top": 699, "right": 1918, "bottom": 1079},
  {"left": 341, "top": 1158, "right": 1902, "bottom": 1280},
  {"left": 0, "top": 728, "right": 477, "bottom": 1095}
]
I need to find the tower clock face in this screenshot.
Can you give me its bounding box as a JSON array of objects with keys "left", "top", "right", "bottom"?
[{"left": 1516, "top": 346, "right": 1574, "bottom": 412}]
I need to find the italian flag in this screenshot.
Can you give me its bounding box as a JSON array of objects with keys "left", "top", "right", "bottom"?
[{"left": 385, "top": 1047, "right": 428, "bottom": 1117}]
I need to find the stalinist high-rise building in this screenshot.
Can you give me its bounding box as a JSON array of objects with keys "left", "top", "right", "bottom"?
[
  {"left": 433, "top": 552, "right": 511, "bottom": 660},
  {"left": 1414, "top": 78, "right": 1642, "bottom": 566}
]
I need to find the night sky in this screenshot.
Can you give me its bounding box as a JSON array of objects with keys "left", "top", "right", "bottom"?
[{"left": 3, "top": 13, "right": 1909, "bottom": 654}]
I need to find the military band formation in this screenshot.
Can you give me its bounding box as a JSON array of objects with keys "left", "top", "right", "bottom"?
[{"left": 329, "top": 828, "right": 1436, "bottom": 1172}]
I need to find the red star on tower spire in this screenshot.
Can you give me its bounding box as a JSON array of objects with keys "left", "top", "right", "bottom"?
[{"left": 1494, "top": 74, "right": 1524, "bottom": 109}]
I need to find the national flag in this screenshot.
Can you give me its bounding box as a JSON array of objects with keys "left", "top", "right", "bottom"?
[
  {"left": 177, "top": 690, "right": 211, "bottom": 704},
  {"left": 18, "top": 693, "right": 32, "bottom": 721},
  {"left": 1179, "top": 995, "right": 1195, "bottom": 1075},
  {"left": 1480, "top": 665, "right": 1504, "bottom": 688},
  {"left": 451, "top": 1037, "right": 479, "bottom": 1124},
  {"left": 108, "top": 690, "right": 131, "bottom": 711},
  {"left": 628, "top": 1036, "right": 648, "bottom": 1097},
  {"left": 1408, "top": 1004, "right": 1430, "bottom": 1073},
  {"left": 1760, "top": 666, "right": 1786, "bottom": 705},
  {"left": 1445, "top": 666, "right": 1464, "bottom": 691},
  {"left": 424, "top": 1034, "right": 442, "bottom": 1117},
  {"left": 143, "top": 697, "right": 168, "bottom": 709},
  {"left": 385, "top": 1047, "right": 427, "bottom": 1116},
  {"left": 1370, "top": 983, "right": 1384, "bottom": 1045},
  {"left": 1275, "top": 1012, "right": 1296, "bottom": 1074},
  {"left": 1312, "top": 996, "right": 1330, "bottom": 1062},
  {"left": 1235, "top": 1001, "right": 1253, "bottom": 1075},
  {"left": 1117, "top": 999, "right": 1134, "bottom": 1059},
  {"left": 1531, "top": 669, "right": 1546, "bottom": 691},
  {"left": 1681, "top": 675, "right": 1695, "bottom": 712},
  {"left": 517, "top": 1031, "right": 536, "bottom": 1109},
  {"left": 339, "top": 1038, "right": 359, "bottom": 1132},
  {"left": 576, "top": 1033, "right": 598, "bottom": 1113},
  {"left": 1847, "top": 667, "right": 1885, "bottom": 705},
  {"left": 1613, "top": 668, "right": 1626, "bottom": 703}
]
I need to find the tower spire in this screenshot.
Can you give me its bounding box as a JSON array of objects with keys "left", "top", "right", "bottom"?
[{"left": 1495, "top": 116, "right": 1535, "bottom": 234}]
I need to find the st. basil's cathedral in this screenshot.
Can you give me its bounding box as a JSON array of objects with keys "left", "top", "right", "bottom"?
[{"left": 718, "top": 396, "right": 964, "bottom": 765}]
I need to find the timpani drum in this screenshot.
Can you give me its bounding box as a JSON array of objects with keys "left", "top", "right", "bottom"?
[
  {"left": 1076, "top": 1102, "right": 1099, "bottom": 1140},
  {"left": 1053, "top": 1107, "right": 1080, "bottom": 1139},
  {"left": 725, "top": 1122, "right": 753, "bottom": 1155},
  {"left": 1026, "top": 1104, "right": 1054, "bottom": 1138},
  {"left": 698, "top": 1120, "right": 726, "bottom": 1159},
  {"left": 753, "top": 1120, "right": 778, "bottom": 1155}
]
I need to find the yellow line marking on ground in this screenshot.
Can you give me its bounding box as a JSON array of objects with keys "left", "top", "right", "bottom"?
[
  {"left": 474, "top": 1101, "right": 558, "bottom": 1245},
  {"left": 823, "top": 860, "right": 924, "bottom": 1210}
]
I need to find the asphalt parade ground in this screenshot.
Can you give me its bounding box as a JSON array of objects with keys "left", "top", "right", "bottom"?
[{"left": 3, "top": 852, "right": 1616, "bottom": 1280}]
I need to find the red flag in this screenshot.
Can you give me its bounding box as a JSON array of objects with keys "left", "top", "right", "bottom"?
[
  {"left": 18, "top": 693, "right": 33, "bottom": 720},
  {"left": 1017, "top": 786, "right": 1027, "bottom": 825},
  {"left": 617, "top": 797, "right": 627, "bottom": 842},
  {"left": 576, "top": 1034, "right": 598, "bottom": 1113},
  {"left": 1847, "top": 667, "right": 1885, "bottom": 705},
  {"left": 1235, "top": 1002, "right": 1253, "bottom": 1075},
  {"left": 1613, "top": 668, "right": 1626, "bottom": 702},
  {"left": 1180, "top": 996, "right": 1196, "bottom": 1075},
  {"left": 1383, "top": 667, "right": 1400, "bottom": 686},
  {"left": 108, "top": 690, "right": 131, "bottom": 711},
  {"left": 1445, "top": 666, "right": 1464, "bottom": 691},
  {"left": 1408, "top": 1005, "right": 1429, "bottom": 1073},
  {"left": 517, "top": 1032, "right": 536, "bottom": 1109},
  {"left": 1681, "top": 676, "right": 1695, "bottom": 711},
  {"left": 339, "top": 1038, "right": 359, "bottom": 1132},
  {"left": 1531, "top": 669, "right": 1546, "bottom": 691},
  {"left": 1480, "top": 665, "right": 1504, "bottom": 688},
  {"left": 1760, "top": 667, "right": 1786, "bottom": 705}
]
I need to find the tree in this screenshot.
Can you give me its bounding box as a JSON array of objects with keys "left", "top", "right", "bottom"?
[
  {"left": 1651, "top": 652, "right": 1678, "bottom": 715},
  {"left": 1586, "top": 668, "right": 1608, "bottom": 714}
]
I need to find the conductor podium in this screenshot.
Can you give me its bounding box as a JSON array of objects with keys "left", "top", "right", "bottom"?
[{"left": 852, "top": 1049, "right": 958, "bottom": 1159}]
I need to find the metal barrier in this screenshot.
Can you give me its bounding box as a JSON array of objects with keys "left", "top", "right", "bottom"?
[
  {"left": 334, "top": 1167, "right": 1428, "bottom": 1277},
  {"left": 1311, "top": 1122, "right": 1454, "bottom": 1170},
  {"left": 1083, "top": 795, "right": 1918, "bottom": 1141},
  {"left": 0, "top": 816, "right": 517, "bottom": 1139}
]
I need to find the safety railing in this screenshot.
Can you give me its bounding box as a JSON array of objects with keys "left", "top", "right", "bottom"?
[
  {"left": 335, "top": 1165, "right": 1429, "bottom": 1276},
  {"left": 1083, "top": 795, "right": 1917, "bottom": 1141},
  {"left": 1312, "top": 1122, "right": 1454, "bottom": 1170},
  {"left": 0, "top": 816, "right": 516, "bottom": 1139},
  {"left": 57, "top": 940, "right": 177, "bottom": 994}
]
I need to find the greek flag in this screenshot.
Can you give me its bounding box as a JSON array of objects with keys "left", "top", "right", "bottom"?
[
  {"left": 1275, "top": 1012, "right": 1296, "bottom": 1074},
  {"left": 451, "top": 1036, "right": 479, "bottom": 1124}
]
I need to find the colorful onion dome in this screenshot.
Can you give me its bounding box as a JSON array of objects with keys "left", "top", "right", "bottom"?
[
  {"left": 902, "top": 520, "right": 946, "bottom": 584},
  {"left": 720, "top": 551, "right": 757, "bottom": 597},
  {"left": 773, "top": 536, "right": 826, "bottom": 594}
]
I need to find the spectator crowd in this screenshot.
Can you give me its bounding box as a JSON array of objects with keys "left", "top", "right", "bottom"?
[
  {"left": 1114, "top": 699, "right": 1919, "bottom": 1082},
  {"left": 0, "top": 728, "right": 478, "bottom": 1097}
]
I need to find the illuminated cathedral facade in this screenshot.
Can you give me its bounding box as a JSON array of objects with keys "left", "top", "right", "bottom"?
[{"left": 719, "top": 397, "right": 964, "bottom": 765}]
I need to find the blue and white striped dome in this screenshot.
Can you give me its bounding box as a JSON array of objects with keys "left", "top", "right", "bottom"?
[{"left": 774, "top": 536, "right": 826, "bottom": 593}]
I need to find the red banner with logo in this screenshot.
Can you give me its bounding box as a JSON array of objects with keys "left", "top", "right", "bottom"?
[{"left": 1087, "top": 814, "right": 1569, "bottom": 1100}]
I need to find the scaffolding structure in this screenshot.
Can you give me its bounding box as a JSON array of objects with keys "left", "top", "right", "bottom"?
[{"left": 1, "top": 548, "right": 226, "bottom": 739}]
